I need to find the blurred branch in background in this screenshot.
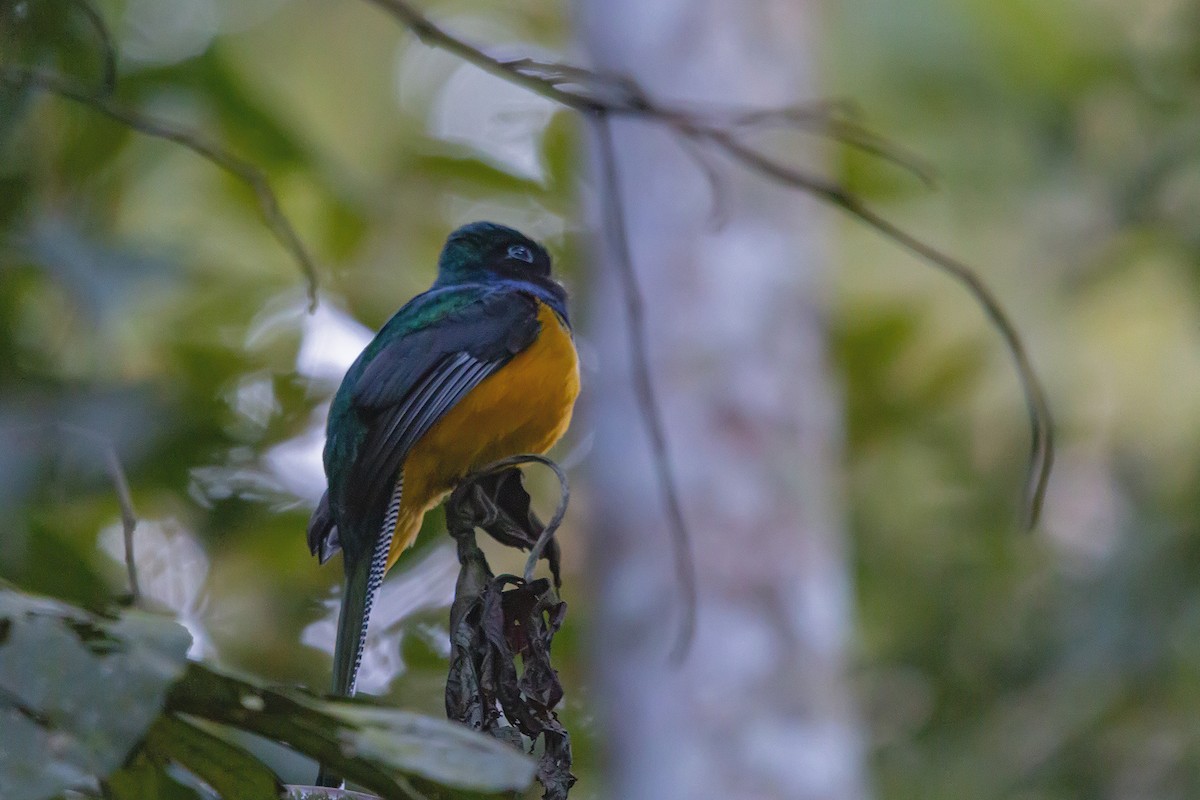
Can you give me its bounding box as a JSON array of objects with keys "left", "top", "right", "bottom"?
[
  {"left": 0, "top": 65, "right": 321, "bottom": 309},
  {"left": 56, "top": 422, "right": 142, "bottom": 603},
  {"left": 591, "top": 114, "right": 696, "bottom": 662},
  {"left": 62, "top": 0, "right": 116, "bottom": 95}
]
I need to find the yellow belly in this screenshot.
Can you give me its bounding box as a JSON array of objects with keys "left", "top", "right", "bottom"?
[{"left": 385, "top": 301, "right": 580, "bottom": 570}]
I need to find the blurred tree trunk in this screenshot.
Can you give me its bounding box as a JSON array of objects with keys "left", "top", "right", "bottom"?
[{"left": 576, "top": 2, "right": 870, "bottom": 799}]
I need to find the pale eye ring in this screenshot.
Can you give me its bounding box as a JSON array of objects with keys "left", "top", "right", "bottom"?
[{"left": 507, "top": 244, "right": 534, "bottom": 263}]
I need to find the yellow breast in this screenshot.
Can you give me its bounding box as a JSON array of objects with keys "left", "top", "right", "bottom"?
[{"left": 386, "top": 300, "right": 580, "bottom": 568}]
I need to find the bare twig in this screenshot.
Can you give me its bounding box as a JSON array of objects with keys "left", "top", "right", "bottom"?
[
  {"left": 363, "top": 0, "right": 589, "bottom": 109},
  {"left": 706, "top": 101, "right": 937, "bottom": 186},
  {"left": 56, "top": 423, "right": 141, "bottom": 602},
  {"left": 594, "top": 114, "right": 699, "bottom": 663},
  {"left": 66, "top": 0, "right": 117, "bottom": 96},
  {"left": 366, "top": 0, "right": 930, "bottom": 185},
  {"left": 459, "top": 454, "right": 571, "bottom": 583},
  {"left": 359, "top": 0, "right": 1054, "bottom": 532},
  {"left": 674, "top": 132, "right": 734, "bottom": 229},
  {"left": 0, "top": 67, "right": 321, "bottom": 310},
  {"left": 820, "top": 120, "right": 938, "bottom": 188},
  {"left": 699, "top": 132, "right": 1055, "bottom": 528},
  {"left": 850, "top": 204, "right": 1054, "bottom": 527},
  {"left": 103, "top": 442, "right": 141, "bottom": 602},
  {"left": 516, "top": 457, "right": 569, "bottom": 583}
]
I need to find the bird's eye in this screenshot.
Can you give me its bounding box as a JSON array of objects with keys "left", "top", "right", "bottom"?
[{"left": 507, "top": 244, "right": 534, "bottom": 264}]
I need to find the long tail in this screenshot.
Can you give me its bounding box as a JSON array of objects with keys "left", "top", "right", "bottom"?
[{"left": 316, "top": 476, "right": 402, "bottom": 788}]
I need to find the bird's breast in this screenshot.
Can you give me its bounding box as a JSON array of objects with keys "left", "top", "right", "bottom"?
[{"left": 386, "top": 300, "right": 580, "bottom": 565}]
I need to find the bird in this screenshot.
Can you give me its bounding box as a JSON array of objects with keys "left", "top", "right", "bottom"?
[{"left": 307, "top": 221, "right": 580, "bottom": 788}]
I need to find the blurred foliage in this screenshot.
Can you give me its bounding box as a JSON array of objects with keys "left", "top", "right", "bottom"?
[
  {"left": 829, "top": 0, "right": 1200, "bottom": 797},
  {"left": 0, "top": 587, "right": 191, "bottom": 800},
  {"left": 1, "top": 0, "right": 1198, "bottom": 798}
]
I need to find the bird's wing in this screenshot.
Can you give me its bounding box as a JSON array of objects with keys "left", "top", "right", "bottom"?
[{"left": 320, "top": 288, "right": 542, "bottom": 563}]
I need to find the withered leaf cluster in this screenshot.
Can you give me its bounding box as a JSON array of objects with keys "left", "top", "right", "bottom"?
[{"left": 444, "top": 467, "right": 575, "bottom": 800}]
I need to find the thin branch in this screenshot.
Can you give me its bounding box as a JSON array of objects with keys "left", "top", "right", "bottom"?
[
  {"left": 363, "top": 0, "right": 589, "bottom": 109},
  {"left": 594, "top": 114, "right": 699, "bottom": 663},
  {"left": 701, "top": 132, "right": 1054, "bottom": 528},
  {"left": 66, "top": 0, "right": 117, "bottom": 96},
  {"left": 712, "top": 100, "right": 937, "bottom": 186},
  {"left": 0, "top": 67, "right": 320, "bottom": 310},
  {"left": 103, "top": 442, "right": 141, "bottom": 602},
  {"left": 366, "top": 1, "right": 932, "bottom": 186},
  {"left": 56, "top": 423, "right": 141, "bottom": 602},
  {"left": 359, "top": 0, "right": 1054, "bottom": 531},
  {"left": 652, "top": 102, "right": 938, "bottom": 188},
  {"left": 853, "top": 204, "right": 1053, "bottom": 527},
  {"left": 460, "top": 453, "right": 571, "bottom": 583},
  {"left": 517, "top": 456, "right": 569, "bottom": 583},
  {"left": 675, "top": 132, "right": 734, "bottom": 229},
  {"left": 819, "top": 120, "right": 938, "bottom": 188}
]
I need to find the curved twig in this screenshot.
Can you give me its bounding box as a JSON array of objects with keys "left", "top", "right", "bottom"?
[
  {"left": 7, "top": 421, "right": 142, "bottom": 601},
  {"left": 700, "top": 131, "right": 1054, "bottom": 527},
  {"left": 66, "top": 0, "right": 117, "bottom": 96},
  {"left": 461, "top": 454, "right": 571, "bottom": 583},
  {"left": 0, "top": 67, "right": 321, "bottom": 310},
  {"left": 55, "top": 423, "right": 141, "bottom": 602}
]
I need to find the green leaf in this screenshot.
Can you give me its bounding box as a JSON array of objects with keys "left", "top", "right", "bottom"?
[
  {"left": 104, "top": 755, "right": 206, "bottom": 800},
  {"left": 0, "top": 588, "right": 192, "bottom": 800},
  {"left": 144, "top": 715, "right": 284, "bottom": 800},
  {"left": 329, "top": 705, "right": 536, "bottom": 795},
  {"left": 166, "top": 662, "right": 534, "bottom": 800}
]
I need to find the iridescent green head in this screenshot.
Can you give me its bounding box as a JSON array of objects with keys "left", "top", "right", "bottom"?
[{"left": 434, "top": 222, "right": 553, "bottom": 287}]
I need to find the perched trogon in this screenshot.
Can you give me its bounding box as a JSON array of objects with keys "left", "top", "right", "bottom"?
[{"left": 307, "top": 222, "right": 580, "bottom": 788}]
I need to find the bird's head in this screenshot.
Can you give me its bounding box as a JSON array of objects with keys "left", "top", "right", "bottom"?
[{"left": 434, "top": 221, "right": 554, "bottom": 287}]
